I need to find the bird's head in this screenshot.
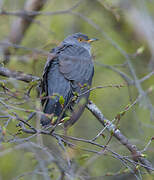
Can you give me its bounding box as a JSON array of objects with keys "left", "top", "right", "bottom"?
[{"left": 63, "top": 33, "right": 98, "bottom": 52}]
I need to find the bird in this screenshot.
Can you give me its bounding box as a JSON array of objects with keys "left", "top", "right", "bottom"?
[{"left": 40, "top": 33, "right": 97, "bottom": 127}]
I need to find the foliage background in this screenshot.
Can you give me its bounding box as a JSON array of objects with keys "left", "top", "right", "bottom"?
[{"left": 0, "top": 0, "right": 154, "bottom": 179}]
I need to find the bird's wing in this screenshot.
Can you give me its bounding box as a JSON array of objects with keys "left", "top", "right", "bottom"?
[
  {"left": 40, "top": 45, "right": 73, "bottom": 126},
  {"left": 59, "top": 47, "right": 94, "bottom": 86},
  {"left": 40, "top": 44, "right": 67, "bottom": 106},
  {"left": 40, "top": 53, "right": 56, "bottom": 107}
]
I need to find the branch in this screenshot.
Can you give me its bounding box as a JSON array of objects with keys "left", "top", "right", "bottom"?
[
  {"left": 86, "top": 101, "right": 153, "bottom": 173},
  {"left": 2, "top": 0, "right": 47, "bottom": 64},
  {"left": 0, "top": 66, "right": 40, "bottom": 83},
  {"left": 0, "top": 0, "right": 83, "bottom": 17},
  {"left": 95, "top": 61, "right": 134, "bottom": 85}
]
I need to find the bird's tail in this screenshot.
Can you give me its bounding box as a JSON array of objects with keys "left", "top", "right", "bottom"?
[
  {"left": 40, "top": 97, "right": 63, "bottom": 126},
  {"left": 64, "top": 95, "right": 88, "bottom": 127},
  {"left": 40, "top": 114, "right": 52, "bottom": 126}
]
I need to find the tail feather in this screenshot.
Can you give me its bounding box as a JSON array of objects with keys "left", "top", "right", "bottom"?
[
  {"left": 40, "top": 97, "right": 63, "bottom": 126},
  {"left": 40, "top": 114, "right": 52, "bottom": 126}
]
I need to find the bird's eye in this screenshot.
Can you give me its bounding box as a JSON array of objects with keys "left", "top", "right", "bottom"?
[{"left": 78, "top": 38, "right": 84, "bottom": 42}]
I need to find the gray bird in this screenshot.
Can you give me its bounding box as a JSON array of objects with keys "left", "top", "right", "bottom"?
[{"left": 40, "top": 33, "right": 97, "bottom": 127}]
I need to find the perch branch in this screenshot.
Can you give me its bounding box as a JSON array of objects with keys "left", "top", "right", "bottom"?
[{"left": 86, "top": 101, "right": 153, "bottom": 173}]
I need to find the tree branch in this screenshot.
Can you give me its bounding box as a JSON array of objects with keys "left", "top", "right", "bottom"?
[
  {"left": 0, "top": 66, "right": 40, "bottom": 83},
  {"left": 86, "top": 101, "right": 153, "bottom": 173},
  {"left": 2, "top": 0, "right": 47, "bottom": 64}
]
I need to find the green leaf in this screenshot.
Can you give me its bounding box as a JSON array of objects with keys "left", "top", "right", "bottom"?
[
  {"left": 52, "top": 116, "right": 57, "bottom": 124},
  {"left": 135, "top": 165, "right": 140, "bottom": 170},
  {"left": 41, "top": 92, "right": 46, "bottom": 97},
  {"left": 29, "top": 80, "right": 39, "bottom": 87},
  {"left": 62, "top": 116, "right": 70, "bottom": 122},
  {"left": 73, "top": 92, "right": 79, "bottom": 96},
  {"left": 141, "top": 153, "right": 147, "bottom": 158},
  {"left": 104, "top": 119, "right": 107, "bottom": 124},
  {"left": 0, "top": 81, "right": 5, "bottom": 87},
  {"left": 59, "top": 96, "right": 65, "bottom": 105}
]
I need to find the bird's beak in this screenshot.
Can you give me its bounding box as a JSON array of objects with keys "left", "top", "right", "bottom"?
[{"left": 87, "top": 38, "right": 98, "bottom": 43}]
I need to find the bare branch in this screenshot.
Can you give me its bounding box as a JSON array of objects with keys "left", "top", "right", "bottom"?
[
  {"left": 0, "top": 0, "right": 83, "bottom": 17},
  {"left": 86, "top": 101, "right": 153, "bottom": 173},
  {"left": 2, "top": 0, "right": 47, "bottom": 64},
  {"left": 0, "top": 42, "right": 49, "bottom": 55},
  {"left": 139, "top": 71, "right": 154, "bottom": 83},
  {"left": 0, "top": 66, "right": 40, "bottom": 83}
]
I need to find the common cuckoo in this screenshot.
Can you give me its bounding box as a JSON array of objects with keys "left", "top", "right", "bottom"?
[{"left": 40, "top": 33, "right": 97, "bottom": 127}]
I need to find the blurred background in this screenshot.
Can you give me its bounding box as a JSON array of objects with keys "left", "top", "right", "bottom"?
[{"left": 0, "top": 0, "right": 154, "bottom": 179}]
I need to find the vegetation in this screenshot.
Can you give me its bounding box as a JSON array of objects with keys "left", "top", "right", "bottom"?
[{"left": 0, "top": 0, "right": 154, "bottom": 179}]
